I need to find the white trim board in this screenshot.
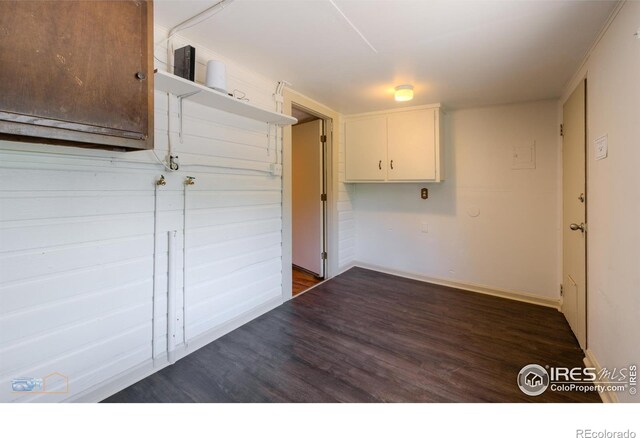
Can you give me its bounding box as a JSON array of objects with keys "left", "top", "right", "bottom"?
[
  {"left": 69, "top": 296, "right": 282, "bottom": 403},
  {"left": 282, "top": 88, "right": 342, "bottom": 301},
  {"left": 352, "top": 263, "right": 561, "bottom": 309},
  {"left": 583, "top": 349, "right": 619, "bottom": 403}
]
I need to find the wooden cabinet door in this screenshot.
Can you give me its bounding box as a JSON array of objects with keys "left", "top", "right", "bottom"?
[
  {"left": 345, "top": 116, "right": 387, "bottom": 181},
  {"left": 0, "top": 0, "right": 153, "bottom": 150},
  {"left": 387, "top": 109, "right": 436, "bottom": 181}
]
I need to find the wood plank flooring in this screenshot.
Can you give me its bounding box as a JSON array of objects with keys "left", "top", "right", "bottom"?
[
  {"left": 104, "top": 267, "right": 599, "bottom": 403},
  {"left": 292, "top": 266, "right": 322, "bottom": 296}
]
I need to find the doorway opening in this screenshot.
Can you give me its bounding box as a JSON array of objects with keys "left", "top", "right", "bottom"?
[{"left": 291, "top": 105, "right": 328, "bottom": 296}]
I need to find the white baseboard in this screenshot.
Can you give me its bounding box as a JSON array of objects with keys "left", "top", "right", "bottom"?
[
  {"left": 352, "top": 262, "right": 561, "bottom": 309},
  {"left": 69, "top": 296, "right": 282, "bottom": 403},
  {"left": 583, "top": 349, "right": 619, "bottom": 403}
]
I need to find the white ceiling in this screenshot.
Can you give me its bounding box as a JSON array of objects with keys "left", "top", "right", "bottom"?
[{"left": 155, "top": 0, "right": 617, "bottom": 114}]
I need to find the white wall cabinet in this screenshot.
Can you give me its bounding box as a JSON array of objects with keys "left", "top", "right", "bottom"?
[
  {"left": 345, "top": 105, "right": 443, "bottom": 182},
  {"left": 344, "top": 116, "right": 387, "bottom": 181}
]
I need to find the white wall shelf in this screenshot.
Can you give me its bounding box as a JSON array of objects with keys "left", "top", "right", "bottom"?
[{"left": 154, "top": 70, "right": 297, "bottom": 126}]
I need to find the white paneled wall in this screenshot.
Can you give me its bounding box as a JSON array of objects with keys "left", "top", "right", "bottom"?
[
  {"left": 337, "top": 120, "right": 356, "bottom": 269},
  {"left": 0, "top": 161, "right": 157, "bottom": 402},
  {"left": 183, "top": 170, "right": 283, "bottom": 340},
  {"left": 0, "top": 27, "right": 289, "bottom": 402}
]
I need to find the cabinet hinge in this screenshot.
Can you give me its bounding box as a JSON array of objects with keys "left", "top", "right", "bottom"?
[
  {"left": 320, "top": 134, "right": 327, "bottom": 143},
  {"left": 321, "top": 193, "right": 327, "bottom": 201},
  {"left": 321, "top": 251, "right": 327, "bottom": 260},
  {"left": 560, "top": 124, "right": 564, "bottom": 137},
  {"left": 560, "top": 284, "right": 564, "bottom": 296}
]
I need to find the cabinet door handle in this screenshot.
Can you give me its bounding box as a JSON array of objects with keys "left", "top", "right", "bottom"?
[
  {"left": 135, "top": 71, "right": 147, "bottom": 81},
  {"left": 378, "top": 160, "right": 382, "bottom": 170},
  {"left": 390, "top": 160, "right": 394, "bottom": 170}
]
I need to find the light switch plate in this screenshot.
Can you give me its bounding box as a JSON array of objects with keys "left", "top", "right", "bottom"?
[
  {"left": 421, "top": 221, "right": 429, "bottom": 233},
  {"left": 594, "top": 134, "right": 608, "bottom": 160}
]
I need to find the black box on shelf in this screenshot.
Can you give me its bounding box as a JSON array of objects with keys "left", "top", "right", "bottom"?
[{"left": 174, "top": 45, "right": 196, "bottom": 81}]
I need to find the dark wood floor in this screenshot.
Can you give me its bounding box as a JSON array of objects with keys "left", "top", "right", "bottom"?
[
  {"left": 292, "top": 265, "right": 322, "bottom": 296},
  {"left": 104, "top": 267, "right": 599, "bottom": 403}
]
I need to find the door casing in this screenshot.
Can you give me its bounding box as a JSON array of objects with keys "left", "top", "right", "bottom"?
[{"left": 282, "top": 89, "right": 340, "bottom": 301}]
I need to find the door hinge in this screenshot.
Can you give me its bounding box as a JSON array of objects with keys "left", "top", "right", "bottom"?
[
  {"left": 560, "top": 284, "right": 564, "bottom": 296},
  {"left": 321, "top": 251, "right": 327, "bottom": 260},
  {"left": 321, "top": 193, "right": 327, "bottom": 201},
  {"left": 320, "top": 134, "right": 327, "bottom": 143},
  {"left": 560, "top": 124, "right": 564, "bottom": 137}
]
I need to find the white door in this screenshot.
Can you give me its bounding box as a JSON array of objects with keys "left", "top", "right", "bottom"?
[
  {"left": 345, "top": 116, "right": 387, "bottom": 181},
  {"left": 387, "top": 109, "right": 436, "bottom": 181},
  {"left": 562, "top": 79, "right": 587, "bottom": 348},
  {"left": 292, "top": 119, "right": 324, "bottom": 277}
]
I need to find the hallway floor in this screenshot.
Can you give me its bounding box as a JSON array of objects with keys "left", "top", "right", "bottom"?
[{"left": 292, "top": 266, "right": 322, "bottom": 296}]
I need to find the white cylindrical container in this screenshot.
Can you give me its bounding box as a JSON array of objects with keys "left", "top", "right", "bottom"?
[{"left": 205, "top": 60, "right": 227, "bottom": 94}]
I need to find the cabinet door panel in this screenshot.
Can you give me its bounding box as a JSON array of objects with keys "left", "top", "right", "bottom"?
[
  {"left": 0, "top": 0, "right": 153, "bottom": 149},
  {"left": 345, "top": 117, "right": 387, "bottom": 181},
  {"left": 387, "top": 109, "right": 436, "bottom": 181}
]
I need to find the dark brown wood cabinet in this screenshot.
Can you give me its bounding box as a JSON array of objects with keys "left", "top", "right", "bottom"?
[{"left": 0, "top": 0, "right": 154, "bottom": 151}]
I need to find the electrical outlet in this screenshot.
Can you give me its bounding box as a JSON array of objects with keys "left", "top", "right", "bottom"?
[
  {"left": 421, "top": 222, "right": 429, "bottom": 233},
  {"left": 270, "top": 163, "right": 282, "bottom": 176}
]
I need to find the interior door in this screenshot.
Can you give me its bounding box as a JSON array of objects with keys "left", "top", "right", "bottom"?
[
  {"left": 562, "top": 79, "right": 587, "bottom": 348},
  {"left": 292, "top": 119, "right": 324, "bottom": 277},
  {"left": 345, "top": 116, "right": 387, "bottom": 181},
  {"left": 387, "top": 109, "right": 436, "bottom": 181}
]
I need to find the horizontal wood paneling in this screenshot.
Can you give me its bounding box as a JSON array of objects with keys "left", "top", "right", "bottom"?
[
  {"left": 0, "top": 191, "right": 153, "bottom": 222},
  {"left": 186, "top": 191, "right": 281, "bottom": 210},
  {"left": 6, "top": 325, "right": 152, "bottom": 402},
  {"left": 0, "top": 27, "right": 288, "bottom": 402},
  {"left": 188, "top": 218, "right": 282, "bottom": 248},
  {"left": 0, "top": 258, "right": 151, "bottom": 315},
  {"left": 0, "top": 214, "right": 154, "bottom": 253},
  {"left": 0, "top": 279, "right": 152, "bottom": 346},
  {"left": 1, "top": 304, "right": 150, "bottom": 375},
  {"left": 0, "top": 235, "right": 153, "bottom": 284},
  {"left": 0, "top": 164, "right": 155, "bottom": 402}
]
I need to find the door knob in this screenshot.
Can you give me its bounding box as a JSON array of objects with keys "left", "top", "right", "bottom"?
[{"left": 569, "top": 223, "right": 586, "bottom": 233}]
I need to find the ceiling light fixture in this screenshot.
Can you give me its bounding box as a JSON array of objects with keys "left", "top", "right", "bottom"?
[{"left": 394, "top": 85, "right": 414, "bottom": 102}]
